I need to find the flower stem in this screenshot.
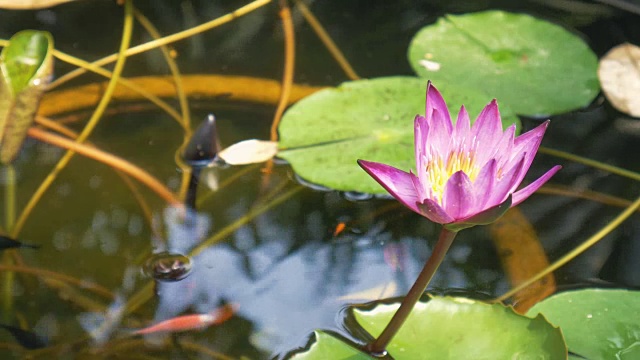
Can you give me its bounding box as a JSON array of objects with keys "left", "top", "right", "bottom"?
[{"left": 367, "top": 227, "right": 458, "bottom": 354}]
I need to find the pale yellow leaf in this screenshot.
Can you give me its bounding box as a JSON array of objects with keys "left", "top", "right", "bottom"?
[
  {"left": 598, "top": 43, "right": 640, "bottom": 117},
  {"left": 218, "top": 139, "right": 278, "bottom": 165}
]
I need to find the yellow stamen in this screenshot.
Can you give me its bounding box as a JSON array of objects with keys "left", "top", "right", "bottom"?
[{"left": 426, "top": 149, "right": 478, "bottom": 202}]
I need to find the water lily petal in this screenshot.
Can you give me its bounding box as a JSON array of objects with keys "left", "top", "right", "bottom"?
[
  {"left": 429, "top": 108, "right": 454, "bottom": 155},
  {"left": 487, "top": 154, "right": 526, "bottom": 206},
  {"left": 472, "top": 159, "right": 497, "bottom": 209},
  {"left": 417, "top": 198, "right": 454, "bottom": 224},
  {"left": 489, "top": 124, "right": 516, "bottom": 168},
  {"left": 511, "top": 121, "right": 549, "bottom": 185},
  {"left": 409, "top": 169, "right": 428, "bottom": 203},
  {"left": 357, "top": 160, "right": 421, "bottom": 213},
  {"left": 446, "top": 195, "right": 512, "bottom": 232},
  {"left": 471, "top": 100, "right": 503, "bottom": 156},
  {"left": 414, "top": 115, "right": 429, "bottom": 168},
  {"left": 512, "top": 165, "right": 562, "bottom": 206},
  {"left": 453, "top": 105, "right": 471, "bottom": 150},
  {"left": 442, "top": 171, "right": 475, "bottom": 220},
  {"left": 426, "top": 81, "right": 452, "bottom": 128}
]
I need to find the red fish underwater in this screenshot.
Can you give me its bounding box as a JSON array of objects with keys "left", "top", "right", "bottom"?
[{"left": 132, "top": 304, "right": 237, "bottom": 335}]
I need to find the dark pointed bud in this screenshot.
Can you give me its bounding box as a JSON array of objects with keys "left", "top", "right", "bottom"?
[{"left": 182, "top": 114, "right": 220, "bottom": 167}]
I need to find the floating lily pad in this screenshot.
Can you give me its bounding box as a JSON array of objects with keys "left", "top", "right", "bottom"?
[
  {"left": 408, "top": 10, "right": 599, "bottom": 116},
  {"left": 278, "top": 77, "right": 519, "bottom": 193},
  {"left": 288, "top": 296, "right": 566, "bottom": 359},
  {"left": 0, "top": 30, "right": 54, "bottom": 164},
  {"left": 289, "top": 331, "right": 372, "bottom": 360},
  {"left": 527, "top": 289, "right": 640, "bottom": 359},
  {"left": 355, "top": 297, "right": 566, "bottom": 359}
]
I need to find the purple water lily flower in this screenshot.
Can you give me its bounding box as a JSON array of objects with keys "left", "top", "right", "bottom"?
[{"left": 358, "top": 82, "right": 561, "bottom": 230}]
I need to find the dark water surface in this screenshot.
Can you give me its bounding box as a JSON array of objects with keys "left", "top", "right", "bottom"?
[{"left": 1, "top": 0, "right": 640, "bottom": 359}]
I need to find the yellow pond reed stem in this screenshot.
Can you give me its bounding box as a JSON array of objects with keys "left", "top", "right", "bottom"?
[
  {"left": 12, "top": 0, "right": 135, "bottom": 238},
  {"left": 133, "top": 7, "right": 191, "bottom": 133},
  {"left": 133, "top": 8, "right": 193, "bottom": 201},
  {"left": 0, "top": 264, "right": 114, "bottom": 300},
  {"left": 494, "top": 192, "right": 640, "bottom": 303},
  {"left": 294, "top": 0, "right": 360, "bottom": 80},
  {"left": 48, "top": 0, "right": 273, "bottom": 90},
  {"left": 540, "top": 146, "right": 640, "bottom": 182},
  {"left": 50, "top": 49, "right": 184, "bottom": 127}
]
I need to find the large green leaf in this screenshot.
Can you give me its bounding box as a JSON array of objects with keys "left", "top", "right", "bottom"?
[
  {"left": 278, "top": 77, "right": 519, "bottom": 193},
  {"left": 288, "top": 296, "right": 566, "bottom": 359},
  {"left": 527, "top": 289, "right": 640, "bottom": 360},
  {"left": 408, "top": 11, "right": 599, "bottom": 116},
  {"left": 0, "top": 30, "right": 54, "bottom": 164}
]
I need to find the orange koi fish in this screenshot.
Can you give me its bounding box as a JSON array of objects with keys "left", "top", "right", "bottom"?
[
  {"left": 132, "top": 304, "right": 237, "bottom": 335},
  {"left": 333, "top": 222, "right": 347, "bottom": 237}
]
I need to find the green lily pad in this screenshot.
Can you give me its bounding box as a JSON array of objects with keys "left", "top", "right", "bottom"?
[
  {"left": 278, "top": 77, "right": 519, "bottom": 193},
  {"left": 527, "top": 289, "right": 640, "bottom": 360},
  {"left": 408, "top": 10, "right": 599, "bottom": 116},
  {"left": 288, "top": 296, "right": 566, "bottom": 359},
  {"left": 289, "top": 331, "right": 373, "bottom": 360},
  {"left": 0, "top": 30, "right": 54, "bottom": 164},
  {"left": 355, "top": 297, "right": 566, "bottom": 359}
]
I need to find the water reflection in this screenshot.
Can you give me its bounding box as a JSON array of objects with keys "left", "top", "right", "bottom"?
[{"left": 147, "top": 200, "right": 490, "bottom": 356}]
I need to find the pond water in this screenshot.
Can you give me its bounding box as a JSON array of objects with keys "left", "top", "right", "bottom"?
[{"left": 1, "top": 1, "right": 640, "bottom": 359}]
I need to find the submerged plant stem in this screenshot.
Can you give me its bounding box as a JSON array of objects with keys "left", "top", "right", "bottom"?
[
  {"left": 494, "top": 192, "right": 640, "bottom": 303},
  {"left": 0, "top": 264, "right": 114, "bottom": 299},
  {"left": 540, "top": 146, "right": 640, "bottom": 181},
  {"left": 48, "top": 0, "right": 272, "bottom": 89},
  {"left": 49, "top": 50, "right": 183, "bottom": 127},
  {"left": 134, "top": 8, "right": 193, "bottom": 201},
  {"left": 3, "top": 165, "right": 15, "bottom": 230},
  {"left": 367, "top": 227, "right": 458, "bottom": 354},
  {"left": 12, "top": 0, "right": 134, "bottom": 238},
  {"left": 1, "top": 165, "right": 15, "bottom": 323},
  {"left": 294, "top": 0, "right": 360, "bottom": 80},
  {"left": 27, "top": 128, "right": 181, "bottom": 207}
]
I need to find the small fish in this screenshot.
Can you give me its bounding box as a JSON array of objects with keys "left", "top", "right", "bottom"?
[
  {"left": 0, "top": 324, "right": 47, "bottom": 349},
  {"left": 0, "top": 235, "right": 40, "bottom": 250},
  {"left": 332, "top": 222, "right": 347, "bottom": 237},
  {"left": 131, "top": 304, "right": 237, "bottom": 336}
]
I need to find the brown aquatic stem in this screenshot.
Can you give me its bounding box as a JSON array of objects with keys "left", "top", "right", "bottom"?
[
  {"left": 367, "top": 227, "right": 458, "bottom": 354},
  {"left": 270, "top": 0, "right": 295, "bottom": 142},
  {"left": 27, "top": 127, "right": 182, "bottom": 207}
]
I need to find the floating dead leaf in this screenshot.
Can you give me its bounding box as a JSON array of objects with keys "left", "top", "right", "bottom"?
[
  {"left": 218, "top": 139, "right": 278, "bottom": 165},
  {"left": 0, "top": 30, "right": 54, "bottom": 164},
  {"left": 598, "top": 43, "right": 640, "bottom": 117},
  {"left": 489, "top": 207, "right": 556, "bottom": 313}
]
